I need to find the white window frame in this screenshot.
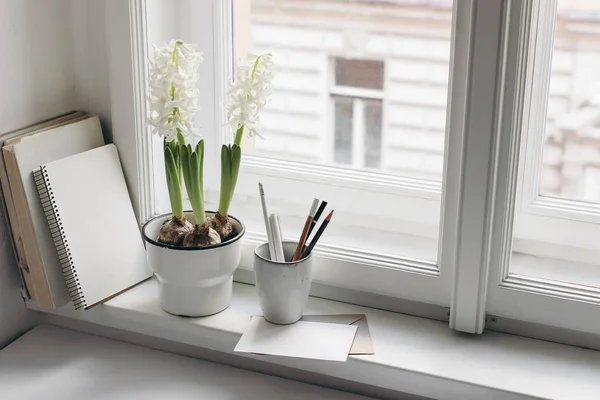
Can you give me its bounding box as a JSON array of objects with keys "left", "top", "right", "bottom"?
[
  {"left": 443, "top": 0, "right": 510, "bottom": 333},
  {"left": 106, "top": 0, "right": 459, "bottom": 310},
  {"left": 513, "top": 0, "right": 600, "bottom": 267},
  {"left": 104, "top": 0, "right": 600, "bottom": 337},
  {"left": 483, "top": 0, "right": 600, "bottom": 335},
  {"left": 224, "top": 0, "right": 454, "bottom": 306}
]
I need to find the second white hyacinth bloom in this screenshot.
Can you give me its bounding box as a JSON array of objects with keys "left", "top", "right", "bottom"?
[{"left": 226, "top": 53, "right": 274, "bottom": 139}]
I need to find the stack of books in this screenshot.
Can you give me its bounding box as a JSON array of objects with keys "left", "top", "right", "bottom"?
[{"left": 0, "top": 112, "right": 150, "bottom": 310}]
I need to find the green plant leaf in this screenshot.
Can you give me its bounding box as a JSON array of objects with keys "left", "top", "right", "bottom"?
[
  {"left": 216, "top": 143, "right": 243, "bottom": 217},
  {"left": 218, "top": 144, "right": 232, "bottom": 216},
  {"left": 190, "top": 150, "right": 199, "bottom": 203},
  {"left": 180, "top": 143, "right": 192, "bottom": 202},
  {"left": 166, "top": 139, "right": 182, "bottom": 182},
  {"left": 190, "top": 149, "right": 205, "bottom": 224},
  {"left": 164, "top": 144, "right": 183, "bottom": 219},
  {"left": 180, "top": 141, "right": 206, "bottom": 225},
  {"left": 228, "top": 144, "right": 242, "bottom": 206},
  {"left": 197, "top": 140, "right": 205, "bottom": 193}
]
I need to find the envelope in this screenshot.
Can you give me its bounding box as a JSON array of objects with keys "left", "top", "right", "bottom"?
[{"left": 301, "top": 314, "right": 374, "bottom": 355}]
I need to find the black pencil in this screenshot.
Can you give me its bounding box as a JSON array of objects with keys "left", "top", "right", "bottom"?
[
  {"left": 301, "top": 210, "right": 333, "bottom": 259},
  {"left": 306, "top": 200, "right": 327, "bottom": 239}
]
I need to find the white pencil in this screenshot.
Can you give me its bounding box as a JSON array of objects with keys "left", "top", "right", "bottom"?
[
  {"left": 269, "top": 213, "right": 286, "bottom": 262},
  {"left": 259, "top": 183, "right": 276, "bottom": 261},
  {"left": 276, "top": 214, "right": 284, "bottom": 243}
]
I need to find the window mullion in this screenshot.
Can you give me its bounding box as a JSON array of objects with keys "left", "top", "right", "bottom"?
[{"left": 441, "top": 0, "right": 508, "bottom": 333}]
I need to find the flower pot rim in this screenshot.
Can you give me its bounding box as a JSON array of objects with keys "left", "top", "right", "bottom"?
[
  {"left": 142, "top": 210, "right": 245, "bottom": 251},
  {"left": 254, "top": 240, "right": 313, "bottom": 266}
]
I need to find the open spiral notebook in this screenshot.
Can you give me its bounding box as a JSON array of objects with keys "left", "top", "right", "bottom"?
[{"left": 33, "top": 144, "right": 151, "bottom": 309}]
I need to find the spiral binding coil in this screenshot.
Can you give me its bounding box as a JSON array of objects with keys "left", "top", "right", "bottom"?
[{"left": 34, "top": 167, "right": 87, "bottom": 310}]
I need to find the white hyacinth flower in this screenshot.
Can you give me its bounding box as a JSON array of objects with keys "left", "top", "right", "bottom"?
[
  {"left": 226, "top": 53, "right": 274, "bottom": 140},
  {"left": 148, "top": 39, "right": 203, "bottom": 142}
]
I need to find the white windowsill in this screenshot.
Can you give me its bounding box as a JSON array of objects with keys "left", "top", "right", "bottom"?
[{"left": 30, "top": 278, "right": 600, "bottom": 400}]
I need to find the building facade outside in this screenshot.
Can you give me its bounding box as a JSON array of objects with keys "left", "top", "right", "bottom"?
[{"left": 241, "top": 0, "right": 600, "bottom": 204}]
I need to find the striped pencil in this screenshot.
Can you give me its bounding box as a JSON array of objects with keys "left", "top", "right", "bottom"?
[
  {"left": 291, "top": 198, "right": 319, "bottom": 261},
  {"left": 306, "top": 200, "right": 327, "bottom": 239}
]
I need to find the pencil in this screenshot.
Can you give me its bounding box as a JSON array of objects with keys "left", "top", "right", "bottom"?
[
  {"left": 258, "top": 183, "right": 276, "bottom": 261},
  {"left": 291, "top": 198, "right": 319, "bottom": 262},
  {"left": 301, "top": 210, "right": 334, "bottom": 260},
  {"left": 306, "top": 200, "right": 327, "bottom": 239},
  {"left": 269, "top": 213, "right": 285, "bottom": 262}
]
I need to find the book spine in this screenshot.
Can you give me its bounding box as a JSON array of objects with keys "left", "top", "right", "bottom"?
[{"left": 34, "top": 167, "right": 87, "bottom": 310}]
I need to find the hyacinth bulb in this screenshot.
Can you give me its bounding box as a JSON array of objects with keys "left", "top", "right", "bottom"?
[
  {"left": 158, "top": 216, "right": 194, "bottom": 246},
  {"left": 210, "top": 212, "right": 234, "bottom": 241},
  {"left": 183, "top": 222, "right": 221, "bottom": 247}
]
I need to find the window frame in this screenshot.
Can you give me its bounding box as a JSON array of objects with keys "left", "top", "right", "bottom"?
[
  {"left": 484, "top": 0, "right": 600, "bottom": 334},
  {"left": 106, "top": 0, "right": 600, "bottom": 337},
  {"left": 442, "top": 0, "right": 510, "bottom": 333},
  {"left": 110, "top": 0, "right": 460, "bottom": 310},
  {"left": 228, "top": 0, "right": 460, "bottom": 307},
  {"left": 513, "top": 0, "right": 600, "bottom": 266}
]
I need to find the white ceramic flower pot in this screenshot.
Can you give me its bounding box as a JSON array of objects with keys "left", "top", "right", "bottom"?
[
  {"left": 254, "top": 241, "right": 314, "bottom": 324},
  {"left": 142, "top": 211, "right": 245, "bottom": 317}
]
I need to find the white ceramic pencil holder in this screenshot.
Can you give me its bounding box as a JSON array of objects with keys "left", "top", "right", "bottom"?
[{"left": 254, "top": 241, "right": 314, "bottom": 324}]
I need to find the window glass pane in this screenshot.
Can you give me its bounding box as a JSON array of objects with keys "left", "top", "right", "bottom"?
[
  {"left": 333, "top": 97, "right": 354, "bottom": 165},
  {"left": 513, "top": 0, "right": 600, "bottom": 288},
  {"left": 539, "top": 0, "right": 600, "bottom": 203},
  {"left": 237, "top": 0, "right": 453, "bottom": 183},
  {"left": 233, "top": 0, "right": 453, "bottom": 265},
  {"left": 335, "top": 58, "right": 384, "bottom": 89},
  {"left": 364, "top": 99, "right": 382, "bottom": 169}
]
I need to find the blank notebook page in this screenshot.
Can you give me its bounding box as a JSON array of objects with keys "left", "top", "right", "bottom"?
[{"left": 38, "top": 144, "right": 150, "bottom": 308}]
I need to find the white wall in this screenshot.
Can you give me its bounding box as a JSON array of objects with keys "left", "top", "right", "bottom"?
[
  {"left": 1, "top": 0, "right": 76, "bottom": 131},
  {"left": 70, "top": 0, "right": 112, "bottom": 142},
  {"left": 0, "top": 204, "right": 33, "bottom": 348},
  {"left": 0, "top": 0, "right": 95, "bottom": 347}
]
